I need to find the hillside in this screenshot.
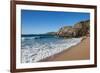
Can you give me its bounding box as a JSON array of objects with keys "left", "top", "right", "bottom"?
[{"left": 54, "top": 20, "right": 90, "bottom": 37}]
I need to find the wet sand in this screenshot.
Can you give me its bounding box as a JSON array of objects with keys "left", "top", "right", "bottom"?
[{"left": 40, "top": 37, "right": 90, "bottom": 62}]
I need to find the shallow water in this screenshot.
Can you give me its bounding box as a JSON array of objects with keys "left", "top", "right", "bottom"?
[{"left": 21, "top": 35, "right": 82, "bottom": 63}]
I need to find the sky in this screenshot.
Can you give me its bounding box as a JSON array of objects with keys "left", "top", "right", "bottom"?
[{"left": 21, "top": 10, "right": 90, "bottom": 34}]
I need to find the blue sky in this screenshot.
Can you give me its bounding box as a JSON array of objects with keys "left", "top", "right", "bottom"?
[{"left": 21, "top": 10, "right": 90, "bottom": 34}]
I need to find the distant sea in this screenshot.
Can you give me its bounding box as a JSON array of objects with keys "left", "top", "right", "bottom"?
[{"left": 21, "top": 34, "right": 82, "bottom": 63}]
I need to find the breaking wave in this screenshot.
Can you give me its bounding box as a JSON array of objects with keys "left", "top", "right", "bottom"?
[{"left": 21, "top": 35, "right": 82, "bottom": 63}]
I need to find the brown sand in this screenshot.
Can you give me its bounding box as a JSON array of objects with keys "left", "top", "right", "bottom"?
[{"left": 40, "top": 37, "right": 90, "bottom": 62}]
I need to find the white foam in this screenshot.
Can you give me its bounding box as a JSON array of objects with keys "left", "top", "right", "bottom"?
[{"left": 21, "top": 38, "right": 82, "bottom": 63}]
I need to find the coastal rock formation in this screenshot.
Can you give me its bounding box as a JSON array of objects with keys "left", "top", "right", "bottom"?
[
  {"left": 57, "top": 26, "right": 74, "bottom": 37},
  {"left": 57, "top": 20, "right": 90, "bottom": 37},
  {"left": 74, "top": 20, "right": 90, "bottom": 37}
]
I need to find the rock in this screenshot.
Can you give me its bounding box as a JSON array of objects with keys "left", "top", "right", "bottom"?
[
  {"left": 57, "top": 20, "right": 90, "bottom": 37},
  {"left": 74, "top": 20, "right": 90, "bottom": 37},
  {"left": 57, "top": 26, "right": 73, "bottom": 37}
]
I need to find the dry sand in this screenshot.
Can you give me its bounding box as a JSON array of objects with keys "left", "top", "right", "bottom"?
[{"left": 40, "top": 36, "right": 90, "bottom": 62}]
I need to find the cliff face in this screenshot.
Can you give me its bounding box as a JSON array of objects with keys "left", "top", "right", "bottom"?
[
  {"left": 57, "top": 20, "right": 90, "bottom": 37},
  {"left": 57, "top": 26, "right": 74, "bottom": 37}
]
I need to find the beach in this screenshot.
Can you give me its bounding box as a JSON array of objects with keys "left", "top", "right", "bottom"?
[{"left": 40, "top": 36, "right": 90, "bottom": 62}]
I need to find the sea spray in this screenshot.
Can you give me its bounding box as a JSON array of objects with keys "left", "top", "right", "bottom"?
[{"left": 21, "top": 35, "right": 82, "bottom": 63}]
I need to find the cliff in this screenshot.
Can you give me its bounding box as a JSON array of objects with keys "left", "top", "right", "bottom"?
[{"left": 56, "top": 20, "right": 90, "bottom": 37}]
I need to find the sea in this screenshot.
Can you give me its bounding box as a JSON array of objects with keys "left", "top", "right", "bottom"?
[{"left": 21, "top": 34, "right": 82, "bottom": 63}]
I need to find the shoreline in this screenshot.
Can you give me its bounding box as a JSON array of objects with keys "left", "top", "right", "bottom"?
[{"left": 39, "top": 36, "right": 90, "bottom": 62}]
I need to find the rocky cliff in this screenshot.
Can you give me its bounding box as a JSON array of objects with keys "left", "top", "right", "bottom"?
[{"left": 57, "top": 20, "right": 90, "bottom": 37}]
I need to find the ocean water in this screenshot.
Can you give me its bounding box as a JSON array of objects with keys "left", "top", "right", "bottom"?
[{"left": 21, "top": 35, "right": 82, "bottom": 63}]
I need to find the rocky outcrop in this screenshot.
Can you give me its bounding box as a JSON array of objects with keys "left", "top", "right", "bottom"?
[
  {"left": 74, "top": 20, "right": 90, "bottom": 37},
  {"left": 57, "top": 26, "right": 74, "bottom": 37},
  {"left": 57, "top": 20, "right": 90, "bottom": 37}
]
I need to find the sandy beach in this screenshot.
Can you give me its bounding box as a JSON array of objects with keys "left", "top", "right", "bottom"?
[{"left": 40, "top": 36, "right": 90, "bottom": 62}]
